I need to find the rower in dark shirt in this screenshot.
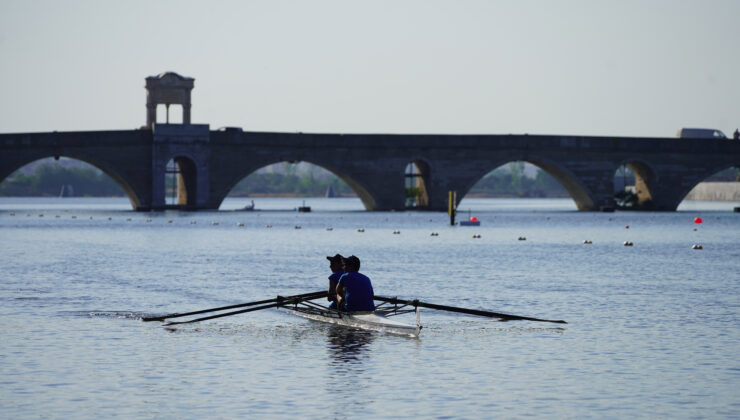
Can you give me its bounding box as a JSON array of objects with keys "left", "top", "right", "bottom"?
[
  {"left": 336, "top": 255, "right": 375, "bottom": 312},
  {"left": 326, "top": 254, "right": 344, "bottom": 309}
]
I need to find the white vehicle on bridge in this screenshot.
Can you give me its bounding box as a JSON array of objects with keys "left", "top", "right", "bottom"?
[{"left": 677, "top": 128, "right": 727, "bottom": 139}]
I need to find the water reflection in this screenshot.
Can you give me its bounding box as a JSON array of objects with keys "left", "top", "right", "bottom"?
[
  {"left": 325, "top": 325, "right": 375, "bottom": 365},
  {"left": 324, "top": 326, "right": 376, "bottom": 417}
]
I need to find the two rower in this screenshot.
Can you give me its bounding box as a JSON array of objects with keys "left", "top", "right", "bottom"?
[{"left": 326, "top": 254, "right": 375, "bottom": 313}]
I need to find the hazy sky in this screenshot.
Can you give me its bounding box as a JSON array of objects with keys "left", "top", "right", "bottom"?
[{"left": 1, "top": 0, "right": 738, "bottom": 137}]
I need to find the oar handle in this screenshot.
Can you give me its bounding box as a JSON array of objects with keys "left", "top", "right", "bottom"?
[{"left": 374, "top": 295, "right": 567, "bottom": 324}]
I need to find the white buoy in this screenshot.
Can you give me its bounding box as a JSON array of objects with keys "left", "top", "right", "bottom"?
[
  {"left": 237, "top": 222, "right": 244, "bottom": 227},
  {"left": 623, "top": 241, "right": 633, "bottom": 246},
  {"left": 583, "top": 240, "right": 592, "bottom": 244},
  {"left": 692, "top": 244, "right": 703, "bottom": 250}
]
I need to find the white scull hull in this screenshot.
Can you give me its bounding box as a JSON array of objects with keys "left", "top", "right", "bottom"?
[{"left": 291, "top": 306, "right": 421, "bottom": 337}]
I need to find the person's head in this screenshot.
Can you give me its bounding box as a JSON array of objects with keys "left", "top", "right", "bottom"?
[
  {"left": 343, "top": 255, "right": 360, "bottom": 273},
  {"left": 326, "top": 254, "right": 344, "bottom": 272}
]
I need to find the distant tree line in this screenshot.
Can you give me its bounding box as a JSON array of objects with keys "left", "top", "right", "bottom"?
[
  {"left": 227, "top": 173, "right": 355, "bottom": 197},
  {"left": 0, "top": 164, "right": 123, "bottom": 197},
  {"left": 467, "top": 163, "right": 569, "bottom": 198}
]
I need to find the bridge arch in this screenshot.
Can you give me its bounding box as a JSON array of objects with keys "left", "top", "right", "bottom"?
[
  {"left": 613, "top": 158, "right": 657, "bottom": 209},
  {"left": 677, "top": 163, "right": 740, "bottom": 205},
  {"left": 404, "top": 159, "right": 430, "bottom": 208},
  {"left": 215, "top": 159, "right": 374, "bottom": 209},
  {"left": 460, "top": 156, "right": 592, "bottom": 210},
  {"left": 163, "top": 155, "right": 198, "bottom": 207},
  {"left": 0, "top": 155, "right": 142, "bottom": 209}
]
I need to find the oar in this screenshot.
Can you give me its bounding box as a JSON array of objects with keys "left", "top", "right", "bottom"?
[
  {"left": 142, "top": 290, "right": 327, "bottom": 322},
  {"left": 374, "top": 295, "right": 567, "bottom": 324},
  {"left": 162, "top": 294, "right": 323, "bottom": 326}
]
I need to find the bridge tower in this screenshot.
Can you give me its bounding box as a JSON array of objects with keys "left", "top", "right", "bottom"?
[
  {"left": 145, "top": 72, "right": 194, "bottom": 129},
  {"left": 145, "top": 72, "right": 211, "bottom": 210}
]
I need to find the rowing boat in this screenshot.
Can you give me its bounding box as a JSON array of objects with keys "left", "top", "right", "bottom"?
[{"left": 288, "top": 298, "right": 422, "bottom": 337}]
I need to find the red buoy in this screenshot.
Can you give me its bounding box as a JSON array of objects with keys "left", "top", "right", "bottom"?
[
  {"left": 694, "top": 217, "right": 703, "bottom": 224},
  {"left": 470, "top": 216, "right": 478, "bottom": 222}
]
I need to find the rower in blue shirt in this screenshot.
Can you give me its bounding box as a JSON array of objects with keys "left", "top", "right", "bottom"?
[
  {"left": 335, "top": 255, "right": 375, "bottom": 312},
  {"left": 326, "top": 254, "right": 344, "bottom": 309}
]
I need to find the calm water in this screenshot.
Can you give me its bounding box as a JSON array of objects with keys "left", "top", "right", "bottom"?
[{"left": 1, "top": 197, "right": 739, "bottom": 419}]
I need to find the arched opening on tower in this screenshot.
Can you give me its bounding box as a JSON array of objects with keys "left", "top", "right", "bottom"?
[
  {"left": 0, "top": 156, "right": 136, "bottom": 207},
  {"left": 156, "top": 104, "right": 184, "bottom": 124},
  {"left": 678, "top": 166, "right": 740, "bottom": 210},
  {"left": 164, "top": 156, "right": 197, "bottom": 208},
  {"left": 462, "top": 161, "right": 579, "bottom": 210},
  {"left": 405, "top": 161, "right": 429, "bottom": 208},
  {"left": 613, "top": 161, "right": 655, "bottom": 210},
  {"left": 220, "top": 161, "right": 363, "bottom": 210}
]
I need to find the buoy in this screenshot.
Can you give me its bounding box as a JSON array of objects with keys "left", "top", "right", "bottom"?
[
  {"left": 583, "top": 240, "right": 592, "bottom": 244},
  {"left": 518, "top": 237, "right": 526, "bottom": 241},
  {"left": 694, "top": 217, "right": 703, "bottom": 224},
  {"left": 38, "top": 214, "right": 44, "bottom": 217},
  {"left": 357, "top": 228, "right": 365, "bottom": 232},
  {"left": 473, "top": 234, "right": 481, "bottom": 238},
  {"left": 108, "top": 217, "right": 112, "bottom": 221},
  {"left": 470, "top": 216, "right": 479, "bottom": 222},
  {"left": 393, "top": 230, "right": 400, "bottom": 234},
  {"left": 693, "top": 228, "right": 697, "bottom": 231},
  {"left": 295, "top": 225, "right": 302, "bottom": 229},
  {"left": 126, "top": 218, "right": 132, "bottom": 222},
  {"left": 212, "top": 221, "right": 219, "bottom": 225},
  {"left": 431, "top": 232, "right": 439, "bottom": 236},
  {"left": 623, "top": 241, "right": 633, "bottom": 246},
  {"left": 72, "top": 216, "right": 77, "bottom": 219},
  {"left": 146, "top": 218, "right": 152, "bottom": 222},
  {"left": 237, "top": 222, "right": 244, "bottom": 227},
  {"left": 167, "top": 220, "right": 173, "bottom": 223},
  {"left": 326, "top": 227, "right": 333, "bottom": 231},
  {"left": 692, "top": 244, "right": 703, "bottom": 250},
  {"left": 625, "top": 225, "right": 630, "bottom": 229},
  {"left": 265, "top": 224, "right": 272, "bottom": 228},
  {"left": 55, "top": 215, "right": 60, "bottom": 218},
  {"left": 89, "top": 216, "right": 93, "bottom": 220},
  {"left": 190, "top": 220, "right": 196, "bottom": 224},
  {"left": 9, "top": 212, "right": 14, "bottom": 216}
]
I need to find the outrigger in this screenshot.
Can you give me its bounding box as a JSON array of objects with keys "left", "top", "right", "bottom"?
[{"left": 142, "top": 290, "right": 566, "bottom": 336}]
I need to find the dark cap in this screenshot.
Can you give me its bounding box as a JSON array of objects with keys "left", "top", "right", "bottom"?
[
  {"left": 326, "top": 254, "right": 344, "bottom": 264},
  {"left": 343, "top": 255, "right": 360, "bottom": 270}
]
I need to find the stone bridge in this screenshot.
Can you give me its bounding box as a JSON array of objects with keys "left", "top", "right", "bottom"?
[
  {"left": 1, "top": 72, "right": 738, "bottom": 212},
  {"left": 1, "top": 124, "right": 739, "bottom": 211}
]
